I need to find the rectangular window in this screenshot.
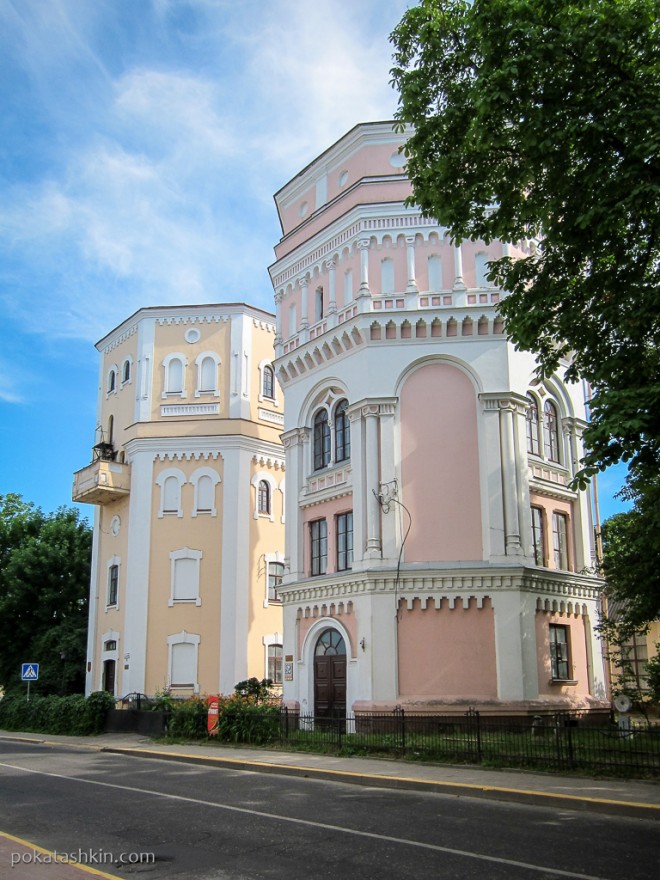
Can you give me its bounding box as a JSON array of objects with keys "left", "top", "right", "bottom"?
[
  {"left": 310, "top": 519, "right": 327, "bottom": 576},
  {"left": 336, "top": 512, "right": 353, "bottom": 571},
  {"left": 268, "top": 561, "right": 284, "bottom": 602},
  {"left": 268, "top": 644, "right": 283, "bottom": 685},
  {"left": 107, "top": 564, "right": 119, "bottom": 606},
  {"left": 552, "top": 512, "right": 569, "bottom": 570},
  {"left": 530, "top": 507, "right": 545, "bottom": 566},
  {"left": 549, "top": 624, "right": 570, "bottom": 680}
]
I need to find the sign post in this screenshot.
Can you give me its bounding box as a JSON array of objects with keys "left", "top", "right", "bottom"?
[{"left": 21, "top": 663, "right": 39, "bottom": 701}]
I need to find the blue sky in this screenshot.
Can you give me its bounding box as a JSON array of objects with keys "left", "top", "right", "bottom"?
[{"left": 0, "top": 0, "right": 629, "bottom": 524}]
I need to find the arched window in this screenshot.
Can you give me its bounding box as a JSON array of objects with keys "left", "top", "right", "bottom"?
[
  {"left": 543, "top": 401, "right": 560, "bottom": 462},
  {"left": 163, "top": 476, "right": 180, "bottom": 513},
  {"left": 122, "top": 359, "right": 131, "bottom": 384},
  {"left": 199, "top": 356, "right": 216, "bottom": 393},
  {"left": 315, "top": 628, "right": 346, "bottom": 656},
  {"left": 263, "top": 365, "right": 275, "bottom": 400},
  {"left": 334, "top": 399, "right": 350, "bottom": 462},
  {"left": 164, "top": 356, "right": 185, "bottom": 395},
  {"left": 313, "top": 409, "right": 331, "bottom": 470},
  {"left": 526, "top": 395, "right": 540, "bottom": 456},
  {"left": 196, "top": 475, "right": 214, "bottom": 512},
  {"left": 258, "top": 479, "right": 271, "bottom": 515},
  {"left": 107, "top": 368, "right": 117, "bottom": 394}
]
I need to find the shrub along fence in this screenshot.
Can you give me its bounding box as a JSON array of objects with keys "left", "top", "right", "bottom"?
[{"left": 0, "top": 691, "right": 115, "bottom": 736}]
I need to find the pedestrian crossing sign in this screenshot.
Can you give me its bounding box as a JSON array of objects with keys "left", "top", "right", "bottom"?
[{"left": 21, "top": 663, "right": 39, "bottom": 681}]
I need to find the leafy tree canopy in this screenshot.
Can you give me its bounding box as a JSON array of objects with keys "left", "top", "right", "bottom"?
[
  {"left": 390, "top": 0, "right": 660, "bottom": 481},
  {"left": 0, "top": 494, "right": 91, "bottom": 695}
]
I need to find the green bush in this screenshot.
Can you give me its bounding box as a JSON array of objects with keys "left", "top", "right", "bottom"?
[
  {"left": 0, "top": 690, "right": 114, "bottom": 735},
  {"left": 166, "top": 697, "right": 208, "bottom": 739}
]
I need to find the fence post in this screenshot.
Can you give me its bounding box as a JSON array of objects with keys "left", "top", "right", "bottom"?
[
  {"left": 282, "top": 706, "right": 288, "bottom": 742},
  {"left": 394, "top": 705, "right": 405, "bottom": 754}
]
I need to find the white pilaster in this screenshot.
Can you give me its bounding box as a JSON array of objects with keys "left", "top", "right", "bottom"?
[
  {"left": 299, "top": 276, "right": 309, "bottom": 332},
  {"left": 499, "top": 400, "right": 523, "bottom": 556},
  {"left": 219, "top": 444, "right": 252, "bottom": 693},
  {"left": 84, "top": 506, "right": 102, "bottom": 696},
  {"left": 328, "top": 260, "right": 337, "bottom": 320},
  {"left": 364, "top": 404, "right": 381, "bottom": 557},
  {"left": 229, "top": 312, "right": 252, "bottom": 420},
  {"left": 135, "top": 317, "right": 155, "bottom": 423},
  {"left": 121, "top": 446, "right": 155, "bottom": 694},
  {"left": 453, "top": 241, "right": 465, "bottom": 288},
  {"left": 491, "top": 591, "right": 539, "bottom": 701}
]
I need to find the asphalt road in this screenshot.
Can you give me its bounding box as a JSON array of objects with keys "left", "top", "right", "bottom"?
[{"left": 0, "top": 739, "right": 658, "bottom": 880}]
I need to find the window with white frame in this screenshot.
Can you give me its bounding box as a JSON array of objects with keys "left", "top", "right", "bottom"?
[
  {"left": 334, "top": 399, "right": 350, "bottom": 463},
  {"left": 258, "top": 480, "right": 271, "bottom": 515},
  {"left": 526, "top": 395, "right": 541, "bottom": 455},
  {"left": 107, "top": 559, "right": 120, "bottom": 607},
  {"left": 107, "top": 367, "right": 118, "bottom": 394},
  {"left": 310, "top": 519, "right": 328, "bottom": 576},
  {"left": 195, "top": 352, "right": 220, "bottom": 397},
  {"left": 262, "top": 364, "right": 275, "bottom": 400},
  {"left": 190, "top": 467, "right": 220, "bottom": 517},
  {"left": 268, "top": 561, "right": 284, "bottom": 602},
  {"left": 552, "top": 512, "right": 569, "bottom": 570},
  {"left": 549, "top": 624, "right": 571, "bottom": 681},
  {"left": 121, "top": 358, "right": 132, "bottom": 385},
  {"left": 336, "top": 511, "right": 353, "bottom": 571},
  {"left": 162, "top": 353, "right": 187, "bottom": 397},
  {"left": 252, "top": 473, "right": 276, "bottom": 520},
  {"left": 268, "top": 644, "right": 283, "bottom": 685},
  {"left": 169, "top": 547, "right": 202, "bottom": 606},
  {"left": 313, "top": 409, "right": 331, "bottom": 470},
  {"left": 543, "top": 400, "right": 561, "bottom": 462},
  {"left": 530, "top": 506, "right": 545, "bottom": 566},
  {"left": 262, "top": 633, "right": 283, "bottom": 684},
  {"left": 167, "top": 631, "right": 200, "bottom": 691},
  {"left": 156, "top": 468, "right": 186, "bottom": 518}
]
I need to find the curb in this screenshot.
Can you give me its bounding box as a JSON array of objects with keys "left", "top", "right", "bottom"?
[{"left": 100, "top": 746, "right": 660, "bottom": 821}]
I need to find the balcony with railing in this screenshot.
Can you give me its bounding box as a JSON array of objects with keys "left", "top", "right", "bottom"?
[{"left": 72, "top": 442, "right": 130, "bottom": 505}]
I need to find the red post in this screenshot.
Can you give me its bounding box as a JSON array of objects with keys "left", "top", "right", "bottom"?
[{"left": 207, "top": 695, "right": 220, "bottom": 735}]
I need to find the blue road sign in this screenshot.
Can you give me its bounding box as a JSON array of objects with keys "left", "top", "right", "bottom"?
[{"left": 21, "top": 663, "right": 39, "bottom": 681}]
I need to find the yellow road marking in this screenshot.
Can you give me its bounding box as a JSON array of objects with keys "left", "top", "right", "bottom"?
[{"left": 0, "top": 830, "right": 122, "bottom": 879}]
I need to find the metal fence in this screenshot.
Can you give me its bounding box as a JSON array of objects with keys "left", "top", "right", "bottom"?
[{"left": 278, "top": 708, "right": 660, "bottom": 777}]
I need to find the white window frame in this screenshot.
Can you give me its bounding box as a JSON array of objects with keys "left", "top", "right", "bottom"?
[
  {"left": 190, "top": 467, "right": 221, "bottom": 517},
  {"left": 167, "top": 631, "right": 200, "bottom": 693},
  {"left": 194, "top": 351, "right": 221, "bottom": 398},
  {"left": 162, "top": 353, "right": 188, "bottom": 399},
  {"left": 156, "top": 467, "right": 186, "bottom": 518},
  {"left": 107, "top": 365, "right": 118, "bottom": 396},
  {"left": 106, "top": 556, "right": 120, "bottom": 609},
  {"left": 263, "top": 551, "right": 285, "bottom": 607},
  {"left": 168, "top": 547, "right": 202, "bottom": 606},
  {"left": 251, "top": 471, "right": 277, "bottom": 522},
  {"left": 262, "top": 632, "right": 283, "bottom": 686},
  {"left": 121, "top": 356, "right": 133, "bottom": 387},
  {"left": 258, "top": 358, "right": 279, "bottom": 404}
]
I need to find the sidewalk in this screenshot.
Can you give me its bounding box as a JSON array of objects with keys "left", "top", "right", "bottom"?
[{"left": 2, "top": 729, "right": 659, "bottom": 821}]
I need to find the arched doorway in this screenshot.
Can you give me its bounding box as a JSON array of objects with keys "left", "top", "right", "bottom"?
[{"left": 314, "top": 628, "right": 346, "bottom": 719}]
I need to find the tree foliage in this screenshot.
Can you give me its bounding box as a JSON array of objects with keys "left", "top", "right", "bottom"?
[
  {"left": 390, "top": 0, "right": 660, "bottom": 481},
  {"left": 0, "top": 494, "right": 91, "bottom": 695},
  {"left": 600, "top": 466, "right": 660, "bottom": 631}
]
